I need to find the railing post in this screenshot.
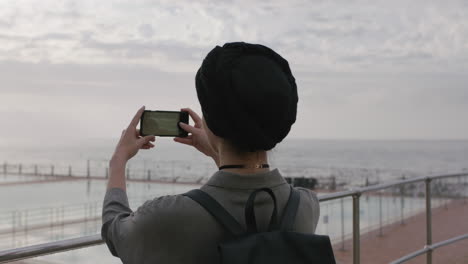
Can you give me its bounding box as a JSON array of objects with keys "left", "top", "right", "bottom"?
[
  {"left": 12, "top": 211, "right": 16, "bottom": 235},
  {"left": 34, "top": 165, "right": 38, "bottom": 176},
  {"left": 18, "top": 211, "right": 22, "bottom": 228},
  {"left": 340, "top": 198, "right": 345, "bottom": 250},
  {"left": 95, "top": 201, "right": 98, "bottom": 217},
  {"left": 353, "top": 192, "right": 361, "bottom": 264},
  {"left": 51, "top": 165, "right": 54, "bottom": 176},
  {"left": 425, "top": 178, "right": 432, "bottom": 264},
  {"left": 61, "top": 206, "right": 65, "bottom": 227},
  {"left": 12, "top": 211, "right": 16, "bottom": 247},
  {"left": 87, "top": 160, "right": 90, "bottom": 178},
  {"left": 330, "top": 175, "right": 336, "bottom": 190},
  {"left": 25, "top": 210, "right": 28, "bottom": 235},
  {"left": 50, "top": 208, "right": 54, "bottom": 228},
  {"left": 3, "top": 161, "right": 7, "bottom": 175},
  {"left": 147, "top": 170, "right": 151, "bottom": 181},
  {"left": 379, "top": 191, "right": 383, "bottom": 236},
  {"left": 18, "top": 164, "right": 22, "bottom": 175},
  {"left": 400, "top": 183, "right": 405, "bottom": 225},
  {"left": 464, "top": 175, "right": 467, "bottom": 204},
  {"left": 68, "top": 165, "right": 72, "bottom": 177},
  {"left": 105, "top": 167, "right": 109, "bottom": 179}
]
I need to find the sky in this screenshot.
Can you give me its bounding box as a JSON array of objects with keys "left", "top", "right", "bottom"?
[{"left": 1, "top": 0, "right": 468, "bottom": 146}]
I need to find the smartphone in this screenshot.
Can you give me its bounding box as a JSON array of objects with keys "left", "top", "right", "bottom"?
[{"left": 140, "top": 110, "right": 189, "bottom": 137}]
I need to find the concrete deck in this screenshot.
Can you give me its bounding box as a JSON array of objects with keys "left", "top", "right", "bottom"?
[{"left": 333, "top": 198, "right": 468, "bottom": 264}]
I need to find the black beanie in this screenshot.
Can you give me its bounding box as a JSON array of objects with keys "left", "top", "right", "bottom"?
[{"left": 195, "top": 42, "right": 298, "bottom": 151}]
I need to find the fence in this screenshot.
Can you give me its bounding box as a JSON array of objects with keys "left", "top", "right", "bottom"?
[
  {"left": 0, "top": 161, "right": 208, "bottom": 184},
  {"left": 0, "top": 194, "right": 159, "bottom": 249},
  {"left": 2, "top": 160, "right": 423, "bottom": 188},
  {"left": 0, "top": 172, "right": 467, "bottom": 263}
]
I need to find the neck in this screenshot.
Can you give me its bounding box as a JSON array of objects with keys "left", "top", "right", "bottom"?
[{"left": 218, "top": 143, "right": 269, "bottom": 174}]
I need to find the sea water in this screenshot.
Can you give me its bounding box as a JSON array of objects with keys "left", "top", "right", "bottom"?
[{"left": 1, "top": 139, "right": 467, "bottom": 183}]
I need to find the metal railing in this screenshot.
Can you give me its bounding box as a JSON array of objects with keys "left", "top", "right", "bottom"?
[
  {"left": 0, "top": 195, "right": 158, "bottom": 250},
  {"left": 390, "top": 233, "right": 468, "bottom": 264},
  {"left": 0, "top": 235, "right": 103, "bottom": 263},
  {"left": 0, "top": 172, "right": 467, "bottom": 264}
]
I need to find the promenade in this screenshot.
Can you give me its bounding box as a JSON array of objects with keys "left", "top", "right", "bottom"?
[{"left": 333, "top": 198, "right": 468, "bottom": 264}]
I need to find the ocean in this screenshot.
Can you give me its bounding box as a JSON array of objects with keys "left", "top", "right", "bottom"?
[{"left": 1, "top": 138, "right": 467, "bottom": 185}]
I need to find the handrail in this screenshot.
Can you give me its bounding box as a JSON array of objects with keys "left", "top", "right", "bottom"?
[
  {"left": 389, "top": 233, "right": 468, "bottom": 264},
  {"left": 0, "top": 235, "right": 103, "bottom": 263},
  {"left": 318, "top": 172, "right": 468, "bottom": 202},
  {"left": 0, "top": 172, "right": 467, "bottom": 263}
]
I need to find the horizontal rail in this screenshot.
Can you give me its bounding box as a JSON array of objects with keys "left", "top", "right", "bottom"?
[
  {"left": 319, "top": 172, "right": 468, "bottom": 202},
  {"left": 0, "top": 172, "right": 467, "bottom": 263},
  {"left": 389, "top": 233, "right": 468, "bottom": 264},
  {"left": 318, "top": 190, "right": 358, "bottom": 202},
  {"left": 0, "top": 235, "right": 103, "bottom": 263}
]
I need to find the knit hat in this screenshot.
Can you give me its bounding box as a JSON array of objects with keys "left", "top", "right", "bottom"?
[{"left": 195, "top": 42, "right": 298, "bottom": 151}]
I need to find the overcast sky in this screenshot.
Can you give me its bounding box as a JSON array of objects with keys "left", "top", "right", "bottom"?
[{"left": 1, "top": 0, "right": 467, "bottom": 146}]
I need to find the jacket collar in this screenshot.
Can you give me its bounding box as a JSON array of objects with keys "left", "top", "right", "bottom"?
[{"left": 205, "top": 168, "right": 287, "bottom": 190}]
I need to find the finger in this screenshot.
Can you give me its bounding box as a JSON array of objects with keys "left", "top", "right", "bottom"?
[
  {"left": 135, "top": 129, "right": 156, "bottom": 139},
  {"left": 175, "top": 134, "right": 193, "bottom": 140},
  {"left": 141, "top": 142, "right": 155, "bottom": 149},
  {"left": 179, "top": 122, "right": 198, "bottom": 134},
  {"left": 142, "top": 142, "right": 155, "bottom": 148},
  {"left": 137, "top": 135, "right": 155, "bottom": 148},
  {"left": 181, "top": 108, "right": 202, "bottom": 125},
  {"left": 174, "top": 137, "right": 193, "bottom": 146},
  {"left": 142, "top": 141, "right": 155, "bottom": 147},
  {"left": 129, "top": 106, "right": 145, "bottom": 128}
]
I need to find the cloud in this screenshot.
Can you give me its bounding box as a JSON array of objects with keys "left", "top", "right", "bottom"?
[
  {"left": 0, "top": 60, "right": 200, "bottom": 145},
  {"left": 33, "top": 33, "right": 75, "bottom": 41},
  {"left": 1, "top": 0, "right": 468, "bottom": 141},
  {"left": 1, "top": 0, "right": 468, "bottom": 73},
  {"left": 0, "top": 33, "right": 28, "bottom": 41},
  {"left": 81, "top": 36, "right": 205, "bottom": 61},
  {"left": 0, "top": 60, "right": 195, "bottom": 96},
  {"left": 138, "top": 24, "right": 155, "bottom": 39},
  {"left": 0, "top": 19, "right": 11, "bottom": 28}
]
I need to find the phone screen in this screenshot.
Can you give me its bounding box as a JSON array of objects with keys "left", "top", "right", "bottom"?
[{"left": 140, "top": 110, "right": 189, "bottom": 137}]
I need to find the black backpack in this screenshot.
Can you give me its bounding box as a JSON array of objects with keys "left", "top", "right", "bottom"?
[{"left": 183, "top": 186, "right": 336, "bottom": 264}]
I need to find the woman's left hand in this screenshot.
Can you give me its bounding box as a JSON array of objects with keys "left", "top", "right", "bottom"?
[{"left": 112, "top": 106, "right": 156, "bottom": 163}]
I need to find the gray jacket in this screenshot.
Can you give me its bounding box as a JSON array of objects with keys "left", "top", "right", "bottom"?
[{"left": 102, "top": 169, "right": 320, "bottom": 264}]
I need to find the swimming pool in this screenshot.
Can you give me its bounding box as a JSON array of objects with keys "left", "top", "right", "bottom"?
[{"left": 0, "top": 175, "right": 453, "bottom": 264}]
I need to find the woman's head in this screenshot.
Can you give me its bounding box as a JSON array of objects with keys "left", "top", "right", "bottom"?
[{"left": 196, "top": 42, "right": 298, "bottom": 152}]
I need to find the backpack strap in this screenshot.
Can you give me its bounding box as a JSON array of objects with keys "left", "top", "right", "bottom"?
[
  {"left": 279, "top": 185, "right": 301, "bottom": 231},
  {"left": 183, "top": 189, "right": 245, "bottom": 237},
  {"left": 245, "top": 188, "right": 279, "bottom": 234}
]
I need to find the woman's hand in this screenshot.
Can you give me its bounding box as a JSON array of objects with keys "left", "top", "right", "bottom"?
[
  {"left": 174, "top": 108, "right": 219, "bottom": 166},
  {"left": 112, "top": 106, "right": 156, "bottom": 164}
]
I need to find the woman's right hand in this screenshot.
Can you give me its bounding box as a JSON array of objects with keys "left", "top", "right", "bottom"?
[{"left": 174, "top": 108, "right": 219, "bottom": 166}]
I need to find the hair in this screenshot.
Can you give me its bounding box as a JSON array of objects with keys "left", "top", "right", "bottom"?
[{"left": 195, "top": 42, "right": 298, "bottom": 152}]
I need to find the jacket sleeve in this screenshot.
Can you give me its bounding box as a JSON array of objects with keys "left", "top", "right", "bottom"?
[
  {"left": 101, "top": 188, "right": 143, "bottom": 260},
  {"left": 296, "top": 187, "right": 321, "bottom": 233},
  {"left": 309, "top": 190, "right": 320, "bottom": 232}
]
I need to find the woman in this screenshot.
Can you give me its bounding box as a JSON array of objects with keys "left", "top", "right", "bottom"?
[{"left": 102, "top": 42, "right": 320, "bottom": 263}]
